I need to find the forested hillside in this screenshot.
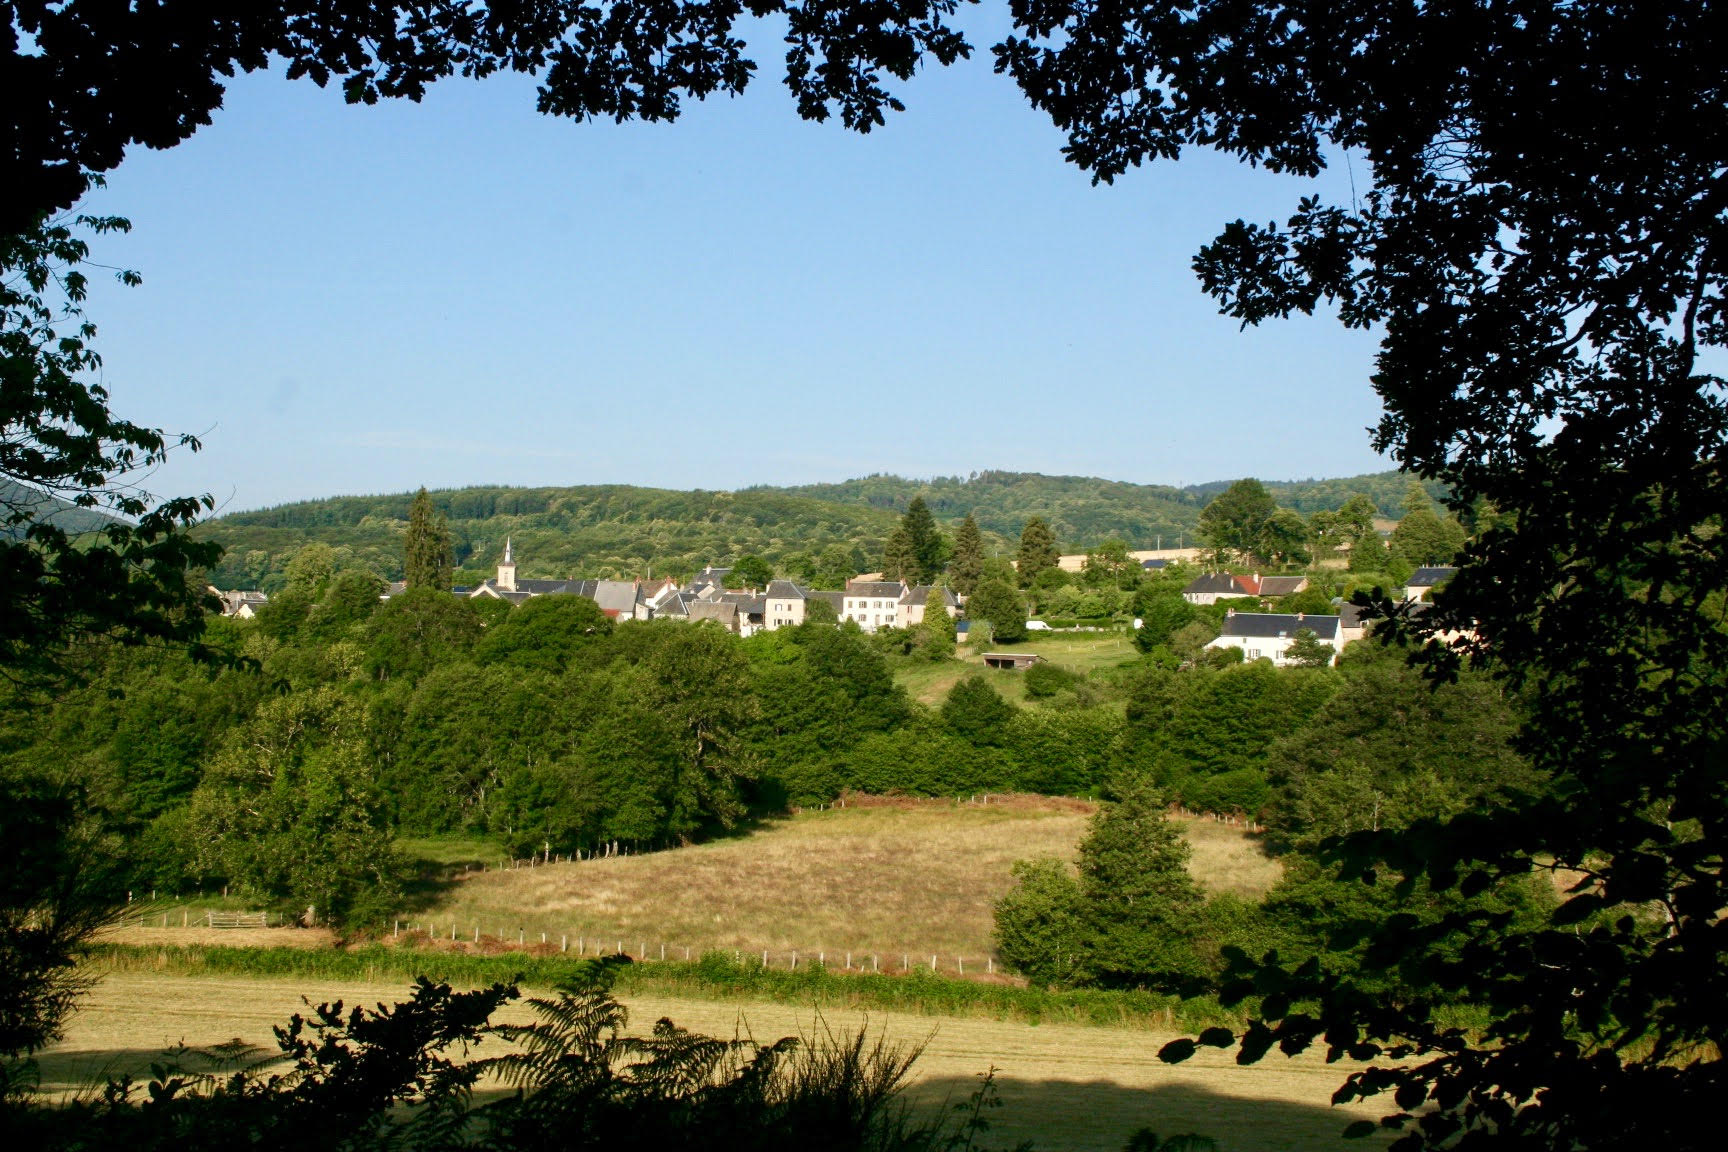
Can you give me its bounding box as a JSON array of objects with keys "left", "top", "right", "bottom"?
[
  {"left": 202, "top": 486, "right": 904, "bottom": 590},
  {"left": 203, "top": 469, "right": 1429, "bottom": 589}
]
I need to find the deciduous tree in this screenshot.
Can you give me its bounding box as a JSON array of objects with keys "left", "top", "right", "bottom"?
[
  {"left": 1196, "top": 479, "right": 1277, "bottom": 564},
  {"left": 966, "top": 578, "right": 1026, "bottom": 644},
  {"left": 992, "top": 3, "right": 1728, "bottom": 1142},
  {"left": 729, "top": 554, "right": 774, "bottom": 590}
]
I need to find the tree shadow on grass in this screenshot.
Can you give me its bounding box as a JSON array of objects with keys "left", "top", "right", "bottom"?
[
  {"left": 33, "top": 1051, "right": 1396, "bottom": 1150},
  {"left": 32, "top": 1042, "right": 282, "bottom": 1098},
  {"left": 911, "top": 1074, "right": 1396, "bottom": 1152}
]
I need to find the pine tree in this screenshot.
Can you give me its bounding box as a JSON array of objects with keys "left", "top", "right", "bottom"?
[
  {"left": 1016, "top": 517, "right": 1059, "bottom": 589},
  {"left": 901, "top": 496, "right": 944, "bottom": 584},
  {"left": 1077, "top": 785, "right": 1206, "bottom": 990},
  {"left": 403, "top": 488, "right": 453, "bottom": 590},
  {"left": 880, "top": 526, "right": 916, "bottom": 583},
  {"left": 950, "top": 513, "right": 985, "bottom": 596}
]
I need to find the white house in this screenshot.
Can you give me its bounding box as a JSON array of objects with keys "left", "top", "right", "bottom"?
[
  {"left": 1205, "top": 610, "right": 1342, "bottom": 667},
  {"left": 1181, "top": 572, "right": 1256, "bottom": 606},
  {"left": 841, "top": 580, "right": 907, "bottom": 632}
]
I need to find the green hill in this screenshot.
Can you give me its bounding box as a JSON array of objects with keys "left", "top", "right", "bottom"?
[
  {"left": 200, "top": 469, "right": 1427, "bottom": 590},
  {"left": 1, "top": 479, "right": 118, "bottom": 539}
]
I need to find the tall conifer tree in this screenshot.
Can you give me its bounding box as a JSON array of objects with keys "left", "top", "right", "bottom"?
[
  {"left": 950, "top": 513, "right": 985, "bottom": 596},
  {"left": 1077, "top": 786, "right": 1205, "bottom": 990},
  {"left": 880, "top": 526, "right": 916, "bottom": 583},
  {"left": 404, "top": 488, "right": 452, "bottom": 590},
  {"left": 1016, "top": 517, "right": 1059, "bottom": 589},
  {"left": 901, "top": 496, "right": 943, "bottom": 584}
]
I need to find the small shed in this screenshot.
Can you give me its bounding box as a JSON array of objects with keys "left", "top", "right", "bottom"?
[{"left": 982, "top": 652, "right": 1043, "bottom": 670}]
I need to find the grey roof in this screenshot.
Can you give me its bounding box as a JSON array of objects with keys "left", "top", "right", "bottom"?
[
  {"left": 764, "top": 579, "right": 805, "bottom": 600},
  {"left": 592, "top": 579, "right": 640, "bottom": 615},
  {"left": 1140, "top": 558, "right": 1168, "bottom": 570},
  {"left": 691, "top": 566, "right": 731, "bottom": 587},
  {"left": 846, "top": 581, "right": 905, "bottom": 598},
  {"left": 1257, "top": 576, "right": 1308, "bottom": 597},
  {"left": 656, "top": 593, "right": 690, "bottom": 618},
  {"left": 720, "top": 591, "right": 765, "bottom": 613},
  {"left": 1220, "top": 612, "right": 1341, "bottom": 641},
  {"left": 1408, "top": 566, "right": 1458, "bottom": 586},
  {"left": 1184, "top": 572, "right": 1249, "bottom": 595},
  {"left": 517, "top": 577, "right": 581, "bottom": 595},
  {"left": 906, "top": 585, "right": 957, "bottom": 608},
  {"left": 806, "top": 590, "right": 845, "bottom": 610},
  {"left": 687, "top": 600, "right": 738, "bottom": 627}
]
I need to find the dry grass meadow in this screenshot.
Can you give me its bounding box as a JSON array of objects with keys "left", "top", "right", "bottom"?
[
  {"left": 392, "top": 800, "right": 1281, "bottom": 965},
  {"left": 39, "top": 972, "right": 1389, "bottom": 1152}
]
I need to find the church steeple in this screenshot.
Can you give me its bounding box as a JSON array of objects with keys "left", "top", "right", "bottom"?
[{"left": 498, "top": 537, "right": 517, "bottom": 592}]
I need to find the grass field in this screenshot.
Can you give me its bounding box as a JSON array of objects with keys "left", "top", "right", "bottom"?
[
  {"left": 895, "top": 632, "right": 1142, "bottom": 706},
  {"left": 38, "top": 971, "right": 1389, "bottom": 1151},
  {"left": 373, "top": 801, "right": 1280, "bottom": 965}
]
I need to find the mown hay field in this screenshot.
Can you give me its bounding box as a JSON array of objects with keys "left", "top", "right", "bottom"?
[
  {"left": 39, "top": 972, "right": 1387, "bottom": 1152},
  {"left": 387, "top": 801, "right": 1280, "bottom": 964}
]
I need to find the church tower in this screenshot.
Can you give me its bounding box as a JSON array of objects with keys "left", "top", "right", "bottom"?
[{"left": 497, "top": 537, "right": 517, "bottom": 593}]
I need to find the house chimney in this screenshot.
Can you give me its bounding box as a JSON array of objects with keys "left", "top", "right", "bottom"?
[{"left": 1225, "top": 607, "right": 1235, "bottom": 618}]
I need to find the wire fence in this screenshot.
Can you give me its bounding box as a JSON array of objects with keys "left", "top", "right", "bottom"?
[{"left": 383, "top": 921, "right": 999, "bottom": 978}]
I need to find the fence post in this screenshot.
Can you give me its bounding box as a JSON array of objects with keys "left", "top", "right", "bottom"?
[
  {"left": 958, "top": 957, "right": 963, "bottom": 975},
  {"left": 931, "top": 954, "right": 937, "bottom": 972},
  {"left": 616, "top": 940, "right": 622, "bottom": 955},
  {"left": 903, "top": 954, "right": 908, "bottom": 971},
  {"left": 762, "top": 949, "right": 768, "bottom": 967},
  {"left": 988, "top": 958, "right": 993, "bottom": 974},
  {"left": 791, "top": 951, "right": 797, "bottom": 969}
]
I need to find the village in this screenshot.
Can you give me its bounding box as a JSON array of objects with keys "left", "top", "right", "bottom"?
[{"left": 212, "top": 535, "right": 1458, "bottom": 670}]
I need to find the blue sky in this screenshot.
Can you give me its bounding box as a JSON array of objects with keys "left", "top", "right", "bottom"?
[{"left": 77, "top": 23, "right": 1387, "bottom": 514}]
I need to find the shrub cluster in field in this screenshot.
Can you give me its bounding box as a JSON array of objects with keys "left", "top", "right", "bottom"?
[{"left": 994, "top": 763, "right": 1554, "bottom": 999}]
